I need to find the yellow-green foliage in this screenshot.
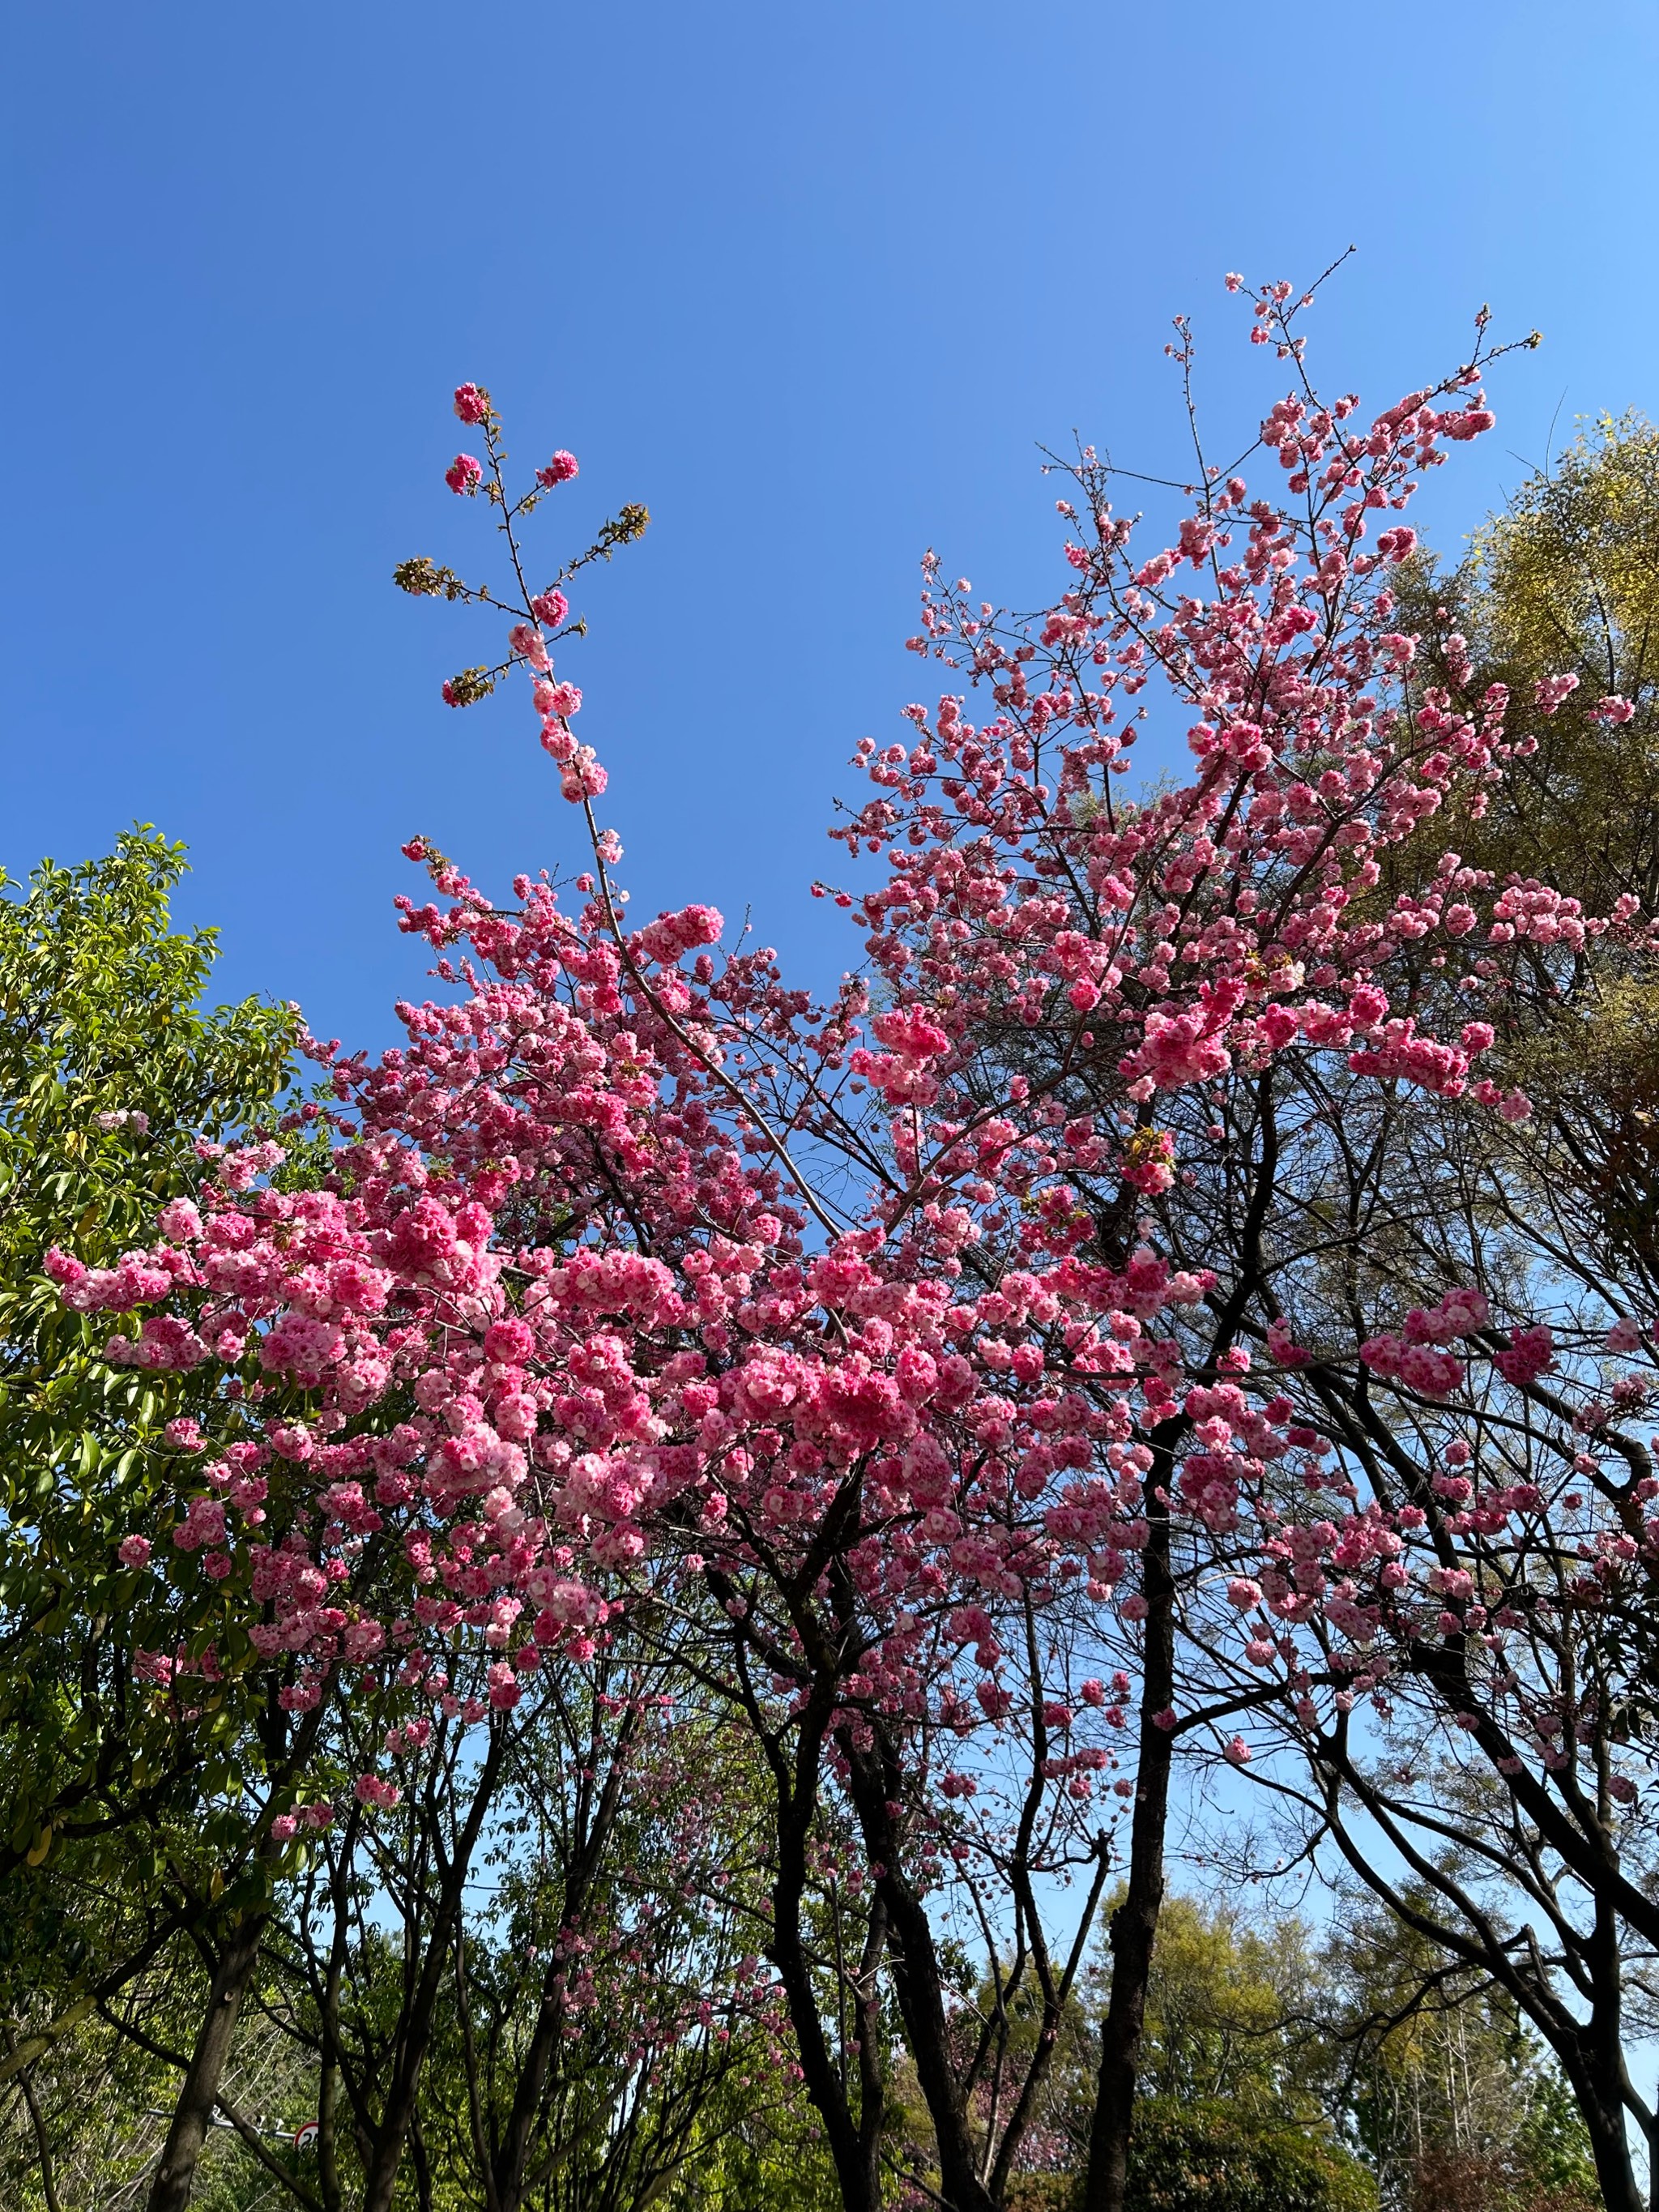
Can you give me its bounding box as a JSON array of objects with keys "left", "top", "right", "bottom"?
[
  {"left": 1405, "top": 411, "right": 1659, "bottom": 913},
  {"left": 1380, "top": 418, "right": 1659, "bottom": 1269}
]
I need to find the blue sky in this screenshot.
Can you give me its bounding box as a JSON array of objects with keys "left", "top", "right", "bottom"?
[{"left": 6, "top": 1, "right": 1657, "bottom": 1052}]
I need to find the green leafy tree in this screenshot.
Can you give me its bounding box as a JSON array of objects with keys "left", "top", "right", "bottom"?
[
  {"left": 999, "top": 2106, "right": 1374, "bottom": 2212},
  {"left": 987, "top": 1896, "right": 1368, "bottom": 2212},
  {"left": 1384, "top": 416, "right": 1659, "bottom": 1280},
  {"left": 1324, "top": 1892, "right": 1597, "bottom": 2212},
  {"left": 1121, "top": 1894, "right": 1332, "bottom": 2120},
  {"left": 1120, "top": 2102, "right": 1375, "bottom": 2212},
  {"left": 1396, "top": 412, "right": 1659, "bottom": 916},
  {"left": 0, "top": 833, "right": 300, "bottom": 2111},
  {"left": 0, "top": 1944, "right": 318, "bottom": 2212}
]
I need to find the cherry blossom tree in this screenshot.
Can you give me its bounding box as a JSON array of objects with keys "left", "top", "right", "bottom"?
[
  {"left": 45, "top": 279, "right": 1638, "bottom": 2212},
  {"left": 804, "top": 276, "right": 1659, "bottom": 2211},
  {"left": 837, "top": 288, "right": 1659, "bottom": 2208}
]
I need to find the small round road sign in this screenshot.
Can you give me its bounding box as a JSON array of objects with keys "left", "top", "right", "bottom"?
[{"left": 293, "top": 2122, "right": 319, "bottom": 2153}]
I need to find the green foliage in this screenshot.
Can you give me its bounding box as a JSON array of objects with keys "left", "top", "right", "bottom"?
[
  {"left": 0, "top": 834, "right": 296, "bottom": 1887},
  {"left": 1125, "top": 1893, "right": 1332, "bottom": 2121},
  {"left": 0, "top": 833, "right": 314, "bottom": 2212},
  {"left": 1001, "top": 2103, "right": 1374, "bottom": 2212},
  {"left": 1513, "top": 2065, "right": 1601, "bottom": 2202},
  {"left": 1397, "top": 410, "right": 1659, "bottom": 914},
  {"left": 1384, "top": 415, "right": 1659, "bottom": 1283},
  {"left": 1121, "top": 2101, "right": 1376, "bottom": 2212},
  {"left": 0, "top": 1949, "right": 315, "bottom": 2212},
  {"left": 255, "top": 1674, "right": 821, "bottom": 2212},
  {"left": 1326, "top": 1889, "right": 1599, "bottom": 2212},
  {"left": 916, "top": 1895, "right": 1371, "bottom": 2211},
  {"left": 656, "top": 2078, "right": 844, "bottom": 2212}
]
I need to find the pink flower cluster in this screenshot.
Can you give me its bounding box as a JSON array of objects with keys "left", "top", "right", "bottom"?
[{"left": 58, "top": 329, "right": 1655, "bottom": 1935}]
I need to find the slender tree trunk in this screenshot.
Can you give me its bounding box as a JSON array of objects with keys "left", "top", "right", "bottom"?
[
  {"left": 1568, "top": 2062, "right": 1642, "bottom": 2212},
  {"left": 840, "top": 1742, "right": 996, "bottom": 2212},
  {"left": 489, "top": 1927, "right": 568, "bottom": 2212},
  {"left": 355, "top": 1915, "right": 454, "bottom": 2212},
  {"left": 410, "top": 2107, "right": 436, "bottom": 2212},
  {"left": 1083, "top": 1450, "right": 1176, "bottom": 2212},
  {"left": 766, "top": 1745, "right": 881, "bottom": 2212},
  {"left": 1563, "top": 1907, "right": 1644, "bottom": 2212},
  {"left": 988, "top": 1843, "right": 1112, "bottom": 2204},
  {"left": 876, "top": 1870, "right": 998, "bottom": 2212},
  {"left": 146, "top": 1906, "right": 269, "bottom": 2212},
  {"left": 316, "top": 1911, "right": 347, "bottom": 2212},
  {"left": 145, "top": 1679, "right": 339, "bottom": 2210},
  {"left": 2, "top": 2030, "right": 62, "bottom": 2212},
  {"left": 491, "top": 1727, "right": 633, "bottom": 2212},
  {"left": 357, "top": 1728, "right": 507, "bottom": 2212},
  {"left": 854, "top": 1896, "right": 891, "bottom": 2204}
]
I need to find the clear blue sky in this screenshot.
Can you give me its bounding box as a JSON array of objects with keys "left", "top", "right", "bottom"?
[{"left": 6, "top": 2, "right": 1657, "bottom": 1052}]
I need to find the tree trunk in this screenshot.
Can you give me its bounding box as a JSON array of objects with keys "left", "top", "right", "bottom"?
[
  {"left": 1567, "top": 2059, "right": 1642, "bottom": 2212},
  {"left": 1559, "top": 1907, "right": 1644, "bottom": 2212},
  {"left": 854, "top": 1896, "right": 891, "bottom": 2206},
  {"left": 357, "top": 1729, "right": 507, "bottom": 2212},
  {"left": 2, "top": 2029, "right": 62, "bottom": 2212},
  {"left": 987, "top": 1839, "right": 1111, "bottom": 2204},
  {"left": 1083, "top": 1456, "right": 1175, "bottom": 2212},
  {"left": 766, "top": 1753, "right": 881, "bottom": 2212},
  {"left": 876, "top": 1868, "right": 997, "bottom": 2212},
  {"left": 315, "top": 1912, "right": 347, "bottom": 2212},
  {"left": 840, "top": 1740, "right": 996, "bottom": 2212},
  {"left": 491, "top": 1728, "right": 633, "bottom": 2212},
  {"left": 146, "top": 1907, "right": 268, "bottom": 2212}
]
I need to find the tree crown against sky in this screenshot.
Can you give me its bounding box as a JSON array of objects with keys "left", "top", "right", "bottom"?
[{"left": 8, "top": 271, "right": 1659, "bottom": 2212}]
